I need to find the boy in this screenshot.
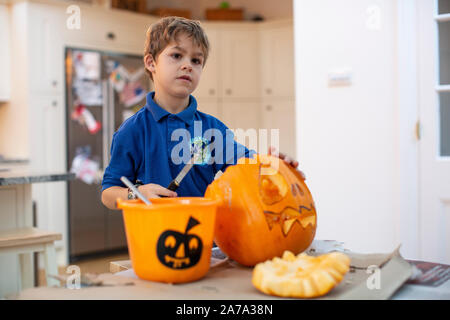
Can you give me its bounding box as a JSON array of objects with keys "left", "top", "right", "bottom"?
[{"left": 101, "top": 17, "right": 300, "bottom": 210}]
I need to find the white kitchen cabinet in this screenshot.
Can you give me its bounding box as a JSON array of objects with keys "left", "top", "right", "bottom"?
[
  {"left": 195, "top": 24, "right": 260, "bottom": 100},
  {"left": 220, "top": 26, "right": 260, "bottom": 99},
  {"left": 195, "top": 23, "right": 262, "bottom": 138},
  {"left": 195, "top": 96, "right": 221, "bottom": 119},
  {"left": 27, "top": 2, "right": 155, "bottom": 96},
  {"left": 63, "top": 5, "right": 152, "bottom": 54},
  {"left": 27, "top": 4, "right": 63, "bottom": 95},
  {"left": 260, "top": 21, "right": 295, "bottom": 98},
  {"left": 221, "top": 100, "right": 261, "bottom": 131},
  {"left": 0, "top": 4, "right": 11, "bottom": 101},
  {"left": 196, "top": 21, "right": 296, "bottom": 146},
  {"left": 221, "top": 100, "right": 261, "bottom": 150},
  {"left": 29, "top": 95, "right": 67, "bottom": 251},
  {"left": 261, "top": 99, "right": 296, "bottom": 157},
  {"left": 194, "top": 26, "right": 220, "bottom": 100}
]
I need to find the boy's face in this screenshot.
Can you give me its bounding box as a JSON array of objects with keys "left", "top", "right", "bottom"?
[{"left": 145, "top": 33, "right": 204, "bottom": 100}]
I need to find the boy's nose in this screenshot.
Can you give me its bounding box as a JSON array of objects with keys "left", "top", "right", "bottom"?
[{"left": 182, "top": 61, "right": 193, "bottom": 71}]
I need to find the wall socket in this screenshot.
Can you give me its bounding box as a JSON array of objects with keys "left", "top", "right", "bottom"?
[{"left": 328, "top": 69, "right": 353, "bottom": 87}]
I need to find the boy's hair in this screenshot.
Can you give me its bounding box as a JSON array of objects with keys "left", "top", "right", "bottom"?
[{"left": 144, "top": 16, "right": 210, "bottom": 80}]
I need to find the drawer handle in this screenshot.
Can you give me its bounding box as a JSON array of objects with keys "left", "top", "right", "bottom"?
[
  {"left": 209, "top": 89, "right": 215, "bottom": 95},
  {"left": 266, "top": 105, "right": 272, "bottom": 111},
  {"left": 226, "top": 89, "right": 232, "bottom": 95},
  {"left": 266, "top": 88, "right": 272, "bottom": 94}
]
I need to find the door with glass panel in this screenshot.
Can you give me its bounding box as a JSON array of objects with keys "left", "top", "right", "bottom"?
[{"left": 418, "top": 0, "right": 450, "bottom": 264}]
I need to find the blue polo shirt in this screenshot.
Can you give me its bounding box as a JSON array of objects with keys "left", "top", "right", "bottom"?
[{"left": 101, "top": 92, "right": 256, "bottom": 197}]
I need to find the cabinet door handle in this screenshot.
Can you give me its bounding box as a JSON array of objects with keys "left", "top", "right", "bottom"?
[
  {"left": 52, "top": 80, "right": 58, "bottom": 87},
  {"left": 209, "top": 89, "right": 215, "bottom": 95},
  {"left": 266, "top": 88, "right": 272, "bottom": 94},
  {"left": 266, "top": 105, "right": 272, "bottom": 111},
  {"left": 226, "top": 89, "right": 232, "bottom": 95}
]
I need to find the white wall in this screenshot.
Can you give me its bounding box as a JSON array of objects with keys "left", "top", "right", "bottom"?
[{"left": 294, "top": 0, "right": 419, "bottom": 257}]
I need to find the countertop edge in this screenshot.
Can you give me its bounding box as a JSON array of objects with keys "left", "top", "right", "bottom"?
[{"left": 0, "top": 172, "right": 76, "bottom": 186}]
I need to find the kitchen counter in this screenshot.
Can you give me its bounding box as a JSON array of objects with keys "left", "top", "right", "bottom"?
[
  {"left": 0, "top": 159, "right": 29, "bottom": 165},
  {"left": 0, "top": 168, "right": 75, "bottom": 186}
]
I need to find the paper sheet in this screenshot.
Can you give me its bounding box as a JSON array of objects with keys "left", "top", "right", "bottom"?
[{"left": 13, "top": 241, "right": 417, "bottom": 300}]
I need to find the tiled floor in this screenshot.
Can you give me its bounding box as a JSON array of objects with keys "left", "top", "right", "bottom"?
[{"left": 37, "top": 252, "right": 130, "bottom": 286}]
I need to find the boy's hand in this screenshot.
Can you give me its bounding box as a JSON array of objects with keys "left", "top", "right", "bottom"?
[
  {"left": 138, "top": 183, "right": 178, "bottom": 198},
  {"left": 268, "top": 146, "right": 306, "bottom": 180}
]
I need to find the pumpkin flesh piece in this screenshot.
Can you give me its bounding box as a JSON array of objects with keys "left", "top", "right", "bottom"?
[{"left": 252, "top": 251, "right": 351, "bottom": 298}]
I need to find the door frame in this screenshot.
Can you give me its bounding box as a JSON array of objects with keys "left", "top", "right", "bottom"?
[{"left": 395, "top": 0, "right": 421, "bottom": 260}]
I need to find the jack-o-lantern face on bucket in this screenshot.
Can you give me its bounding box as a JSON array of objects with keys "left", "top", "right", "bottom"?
[
  {"left": 205, "top": 155, "right": 317, "bottom": 266},
  {"left": 157, "top": 217, "right": 203, "bottom": 269}
]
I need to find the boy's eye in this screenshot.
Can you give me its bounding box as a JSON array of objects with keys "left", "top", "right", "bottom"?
[
  {"left": 172, "top": 53, "right": 181, "bottom": 59},
  {"left": 192, "top": 58, "right": 202, "bottom": 65}
]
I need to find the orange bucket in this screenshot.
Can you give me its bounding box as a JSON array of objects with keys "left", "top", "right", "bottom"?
[{"left": 116, "top": 197, "right": 219, "bottom": 284}]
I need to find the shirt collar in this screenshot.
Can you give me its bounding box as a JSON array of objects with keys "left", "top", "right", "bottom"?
[{"left": 146, "top": 91, "right": 197, "bottom": 126}]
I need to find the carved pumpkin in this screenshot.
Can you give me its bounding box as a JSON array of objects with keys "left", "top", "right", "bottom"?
[
  {"left": 205, "top": 155, "right": 317, "bottom": 266},
  {"left": 252, "top": 251, "right": 350, "bottom": 298}
]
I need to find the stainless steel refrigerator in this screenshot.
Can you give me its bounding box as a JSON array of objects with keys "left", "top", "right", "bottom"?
[{"left": 65, "top": 47, "right": 151, "bottom": 261}]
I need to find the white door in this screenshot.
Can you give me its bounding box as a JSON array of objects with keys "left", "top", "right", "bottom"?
[{"left": 418, "top": 0, "right": 450, "bottom": 264}]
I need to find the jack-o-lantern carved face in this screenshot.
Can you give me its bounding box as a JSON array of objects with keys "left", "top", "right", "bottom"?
[
  {"left": 205, "top": 154, "right": 317, "bottom": 266},
  {"left": 156, "top": 217, "right": 203, "bottom": 269},
  {"left": 258, "top": 158, "right": 316, "bottom": 236}
]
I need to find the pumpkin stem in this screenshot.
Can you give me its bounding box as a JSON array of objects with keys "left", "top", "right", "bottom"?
[{"left": 185, "top": 216, "right": 200, "bottom": 234}]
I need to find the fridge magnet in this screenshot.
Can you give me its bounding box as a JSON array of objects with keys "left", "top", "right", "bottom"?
[
  {"left": 128, "top": 67, "right": 145, "bottom": 82},
  {"left": 71, "top": 100, "right": 102, "bottom": 134},
  {"left": 73, "top": 50, "right": 101, "bottom": 80},
  {"left": 105, "top": 59, "right": 119, "bottom": 74},
  {"left": 70, "top": 147, "right": 100, "bottom": 185},
  {"left": 108, "top": 61, "right": 129, "bottom": 92},
  {"left": 120, "top": 81, "right": 146, "bottom": 107},
  {"left": 73, "top": 78, "right": 103, "bottom": 106}
]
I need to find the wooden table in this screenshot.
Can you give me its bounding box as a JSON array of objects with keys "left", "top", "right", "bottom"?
[{"left": 11, "top": 241, "right": 450, "bottom": 300}]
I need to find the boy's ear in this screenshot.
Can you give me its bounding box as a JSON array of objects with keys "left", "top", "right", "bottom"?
[{"left": 144, "top": 54, "right": 156, "bottom": 73}]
